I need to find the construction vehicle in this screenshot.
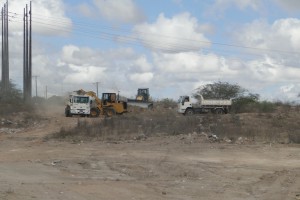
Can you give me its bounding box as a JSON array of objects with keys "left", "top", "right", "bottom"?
[
  {"left": 65, "top": 89, "right": 127, "bottom": 117},
  {"left": 65, "top": 93, "right": 91, "bottom": 117},
  {"left": 178, "top": 95, "right": 232, "bottom": 115},
  {"left": 127, "top": 88, "right": 153, "bottom": 109}
]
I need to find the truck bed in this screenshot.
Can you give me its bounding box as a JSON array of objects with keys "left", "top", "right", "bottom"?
[{"left": 199, "top": 99, "right": 232, "bottom": 106}]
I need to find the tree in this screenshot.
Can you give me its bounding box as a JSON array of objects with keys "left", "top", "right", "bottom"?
[
  {"left": 0, "top": 80, "right": 23, "bottom": 104},
  {"left": 193, "top": 81, "right": 260, "bottom": 113},
  {"left": 193, "top": 81, "right": 247, "bottom": 99},
  {"left": 157, "top": 98, "right": 177, "bottom": 109}
]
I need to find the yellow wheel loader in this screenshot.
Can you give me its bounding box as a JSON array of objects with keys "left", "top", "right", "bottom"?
[{"left": 65, "top": 89, "right": 127, "bottom": 117}]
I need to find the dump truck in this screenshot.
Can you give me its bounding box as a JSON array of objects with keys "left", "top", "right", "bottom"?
[
  {"left": 178, "top": 95, "right": 232, "bottom": 115},
  {"left": 65, "top": 92, "right": 91, "bottom": 117},
  {"left": 127, "top": 88, "right": 153, "bottom": 109},
  {"left": 65, "top": 89, "right": 127, "bottom": 117}
]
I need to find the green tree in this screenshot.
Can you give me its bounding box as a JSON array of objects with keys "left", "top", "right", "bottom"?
[
  {"left": 193, "top": 81, "right": 247, "bottom": 99},
  {"left": 193, "top": 81, "right": 260, "bottom": 113},
  {"left": 0, "top": 80, "right": 23, "bottom": 104},
  {"left": 157, "top": 98, "right": 177, "bottom": 108}
]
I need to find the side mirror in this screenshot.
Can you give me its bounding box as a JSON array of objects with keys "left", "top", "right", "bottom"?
[{"left": 90, "top": 100, "right": 92, "bottom": 104}]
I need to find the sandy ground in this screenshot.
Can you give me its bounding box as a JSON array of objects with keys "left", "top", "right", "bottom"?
[{"left": 0, "top": 108, "right": 299, "bottom": 200}]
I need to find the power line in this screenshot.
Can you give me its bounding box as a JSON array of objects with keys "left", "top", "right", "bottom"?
[
  {"left": 6, "top": 11, "right": 300, "bottom": 56},
  {"left": 5, "top": 14, "right": 300, "bottom": 71},
  {"left": 3, "top": 9, "right": 300, "bottom": 81}
]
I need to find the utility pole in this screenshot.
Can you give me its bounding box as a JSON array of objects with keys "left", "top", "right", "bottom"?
[
  {"left": 45, "top": 85, "right": 47, "bottom": 99},
  {"left": 32, "top": 75, "right": 38, "bottom": 97},
  {"left": 23, "top": 1, "right": 32, "bottom": 102},
  {"left": 93, "top": 82, "right": 100, "bottom": 97},
  {"left": 1, "top": 1, "right": 9, "bottom": 93}
]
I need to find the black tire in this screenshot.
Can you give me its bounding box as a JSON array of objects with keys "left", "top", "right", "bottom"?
[
  {"left": 104, "top": 108, "right": 116, "bottom": 117},
  {"left": 148, "top": 103, "right": 154, "bottom": 110},
  {"left": 185, "top": 108, "right": 194, "bottom": 116},
  {"left": 215, "top": 108, "right": 224, "bottom": 114},
  {"left": 65, "top": 106, "right": 72, "bottom": 117},
  {"left": 90, "top": 107, "right": 100, "bottom": 117}
]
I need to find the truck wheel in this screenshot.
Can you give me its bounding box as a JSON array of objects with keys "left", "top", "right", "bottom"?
[
  {"left": 148, "top": 103, "right": 154, "bottom": 110},
  {"left": 215, "top": 108, "right": 224, "bottom": 114},
  {"left": 104, "top": 108, "right": 116, "bottom": 117},
  {"left": 90, "top": 108, "right": 100, "bottom": 117},
  {"left": 65, "top": 106, "right": 72, "bottom": 117},
  {"left": 185, "top": 109, "right": 194, "bottom": 116}
]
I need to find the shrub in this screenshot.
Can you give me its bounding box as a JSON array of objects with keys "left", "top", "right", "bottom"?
[{"left": 47, "top": 110, "right": 202, "bottom": 141}]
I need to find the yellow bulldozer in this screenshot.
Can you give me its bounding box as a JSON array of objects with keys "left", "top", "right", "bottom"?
[
  {"left": 127, "top": 88, "right": 153, "bottom": 109},
  {"left": 65, "top": 89, "right": 127, "bottom": 117}
]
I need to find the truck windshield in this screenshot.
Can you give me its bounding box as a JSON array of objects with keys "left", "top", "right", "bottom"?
[
  {"left": 178, "top": 96, "right": 184, "bottom": 103},
  {"left": 178, "top": 96, "right": 189, "bottom": 103},
  {"left": 73, "top": 96, "right": 89, "bottom": 104}
]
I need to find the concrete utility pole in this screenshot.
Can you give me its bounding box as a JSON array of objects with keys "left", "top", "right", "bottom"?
[
  {"left": 32, "top": 75, "right": 38, "bottom": 97},
  {"left": 1, "top": 1, "right": 9, "bottom": 93},
  {"left": 94, "top": 82, "right": 100, "bottom": 97},
  {"left": 45, "top": 85, "right": 47, "bottom": 99},
  {"left": 23, "top": 1, "right": 32, "bottom": 102}
]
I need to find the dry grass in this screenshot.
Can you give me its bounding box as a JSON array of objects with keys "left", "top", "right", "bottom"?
[
  {"left": 209, "top": 106, "right": 300, "bottom": 143},
  {"left": 47, "top": 109, "right": 201, "bottom": 142},
  {"left": 43, "top": 104, "right": 300, "bottom": 144}
]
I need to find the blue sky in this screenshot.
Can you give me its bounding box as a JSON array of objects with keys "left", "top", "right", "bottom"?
[{"left": 2, "top": 0, "right": 300, "bottom": 101}]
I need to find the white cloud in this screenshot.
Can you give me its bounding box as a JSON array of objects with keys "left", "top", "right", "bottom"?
[
  {"left": 129, "top": 56, "right": 153, "bottom": 73},
  {"left": 275, "top": 0, "right": 300, "bottom": 12},
  {"left": 235, "top": 18, "right": 300, "bottom": 55},
  {"left": 129, "top": 72, "right": 154, "bottom": 84},
  {"left": 209, "top": 0, "right": 300, "bottom": 16},
  {"left": 231, "top": 17, "right": 300, "bottom": 95},
  {"left": 214, "top": 0, "right": 261, "bottom": 10},
  {"left": 257, "top": 84, "right": 300, "bottom": 102},
  {"left": 77, "top": 3, "right": 95, "bottom": 18},
  {"left": 60, "top": 45, "right": 108, "bottom": 67},
  {"left": 153, "top": 52, "right": 220, "bottom": 73},
  {"left": 208, "top": 0, "right": 262, "bottom": 15},
  {"left": 3, "top": 0, "right": 72, "bottom": 36},
  {"left": 4, "top": 1, "right": 300, "bottom": 102},
  {"left": 55, "top": 45, "right": 156, "bottom": 96},
  {"left": 93, "top": 0, "right": 145, "bottom": 24},
  {"left": 133, "top": 13, "right": 211, "bottom": 53},
  {"left": 64, "top": 64, "right": 106, "bottom": 84}
]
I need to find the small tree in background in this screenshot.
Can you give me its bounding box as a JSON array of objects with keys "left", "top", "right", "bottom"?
[
  {"left": 156, "top": 98, "right": 177, "bottom": 109},
  {"left": 193, "top": 81, "right": 255, "bottom": 99},
  {"left": 0, "top": 80, "right": 23, "bottom": 104},
  {"left": 193, "top": 81, "right": 262, "bottom": 113}
]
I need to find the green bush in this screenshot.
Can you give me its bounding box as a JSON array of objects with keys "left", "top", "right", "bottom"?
[
  {"left": 155, "top": 98, "right": 177, "bottom": 109},
  {"left": 0, "top": 81, "right": 23, "bottom": 104},
  {"left": 257, "top": 101, "right": 276, "bottom": 113}
]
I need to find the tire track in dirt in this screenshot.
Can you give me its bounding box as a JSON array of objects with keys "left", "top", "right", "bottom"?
[{"left": 250, "top": 169, "right": 300, "bottom": 200}]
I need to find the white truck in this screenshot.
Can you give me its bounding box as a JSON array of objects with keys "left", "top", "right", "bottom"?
[
  {"left": 178, "top": 95, "right": 232, "bottom": 115},
  {"left": 65, "top": 93, "right": 92, "bottom": 117}
]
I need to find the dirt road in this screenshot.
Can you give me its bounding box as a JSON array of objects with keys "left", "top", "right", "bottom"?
[{"left": 0, "top": 110, "right": 299, "bottom": 200}]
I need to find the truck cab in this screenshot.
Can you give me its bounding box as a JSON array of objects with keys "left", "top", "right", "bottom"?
[
  {"left": 65, "top": 94, "right": 92, "bottom": 117},
  {"left": 177, "top": 96, "right": 192, "bottom": 114}
]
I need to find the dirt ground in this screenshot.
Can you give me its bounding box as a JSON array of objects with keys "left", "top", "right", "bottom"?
[{"left": 0, "top": 106, "right": 299, "bottom": 200}]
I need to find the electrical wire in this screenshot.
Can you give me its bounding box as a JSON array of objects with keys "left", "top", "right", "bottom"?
[
  {"left": 7, "top": 11, "right": 300, "bottom": 56},
  {"left": 4, "top": 11, "right": 300, "bottom": 70}
]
